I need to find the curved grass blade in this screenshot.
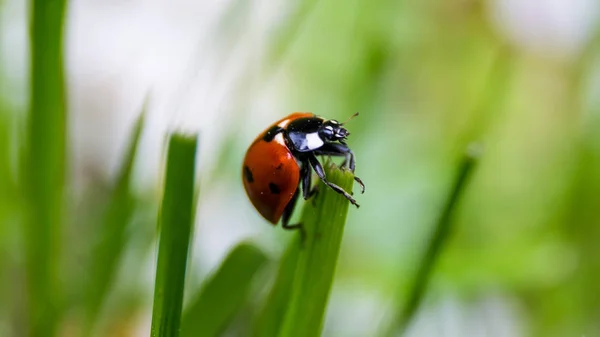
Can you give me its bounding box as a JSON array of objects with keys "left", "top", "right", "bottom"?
[
  {"left": 24, "top": 0, "right": 68, "bottom": 335},
  {"left": 382, "top": 146, "right": 480, "bottom": 337},
  {"left": 181, "top": 242, "right": 268, "bottom": 337},
  {"left": 151, "top": 133, "right": 199, "bottom": 337},
  {"left": 0, "top": 109, "right": 12, "bottom": 230},
  {"left": 0, "top": 109, "right": 13, "bottom": 333},
  {"left": 83, "top": 108, "right": 146, "bottom": 331},
  {"left": 277, "top": 162, "right": 356, "bottom": 337}
]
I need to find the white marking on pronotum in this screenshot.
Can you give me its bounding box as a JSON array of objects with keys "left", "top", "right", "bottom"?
[
  {"left": 274, "top": 133, "right": 286, "bottom": 146},
  {"left": 274, "top": 118, "right": 293, "bottom": 146},
  {"left": 278, "top": 118, "right": 293, "bottom": 128},
  {"left": 305, "top": 132, "right": 324, "bottom": 150}
]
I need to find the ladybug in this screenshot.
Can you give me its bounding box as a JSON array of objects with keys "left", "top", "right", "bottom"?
[{"left": 242, "top": 112, "right": 365, "bottom": 232}]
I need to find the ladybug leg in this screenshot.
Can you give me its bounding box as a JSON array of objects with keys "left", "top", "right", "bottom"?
[
  {"left": 308, "top": 155, "right": 360, "bottom": 208},
  {"left": 314, "top": 143, "right": 355, "bottom": 170},
  {"left": 281, "top": 189, "right": 299, "bottom": 228},
  {"left": 281, "top": 189, "right": 306, "bottom": 242},
  {"left": 300, "top": 162, "right": 311, "bottom": 200},
  {"left": 301, "top": 161, "right": 318, "bottom": 200},
  {"left": 314, "top": 144, "right": 365, "bottom": 194},
  {"left": 300, "top": 161, "right": 319, "bottom": 206},
  {"left": 352, "top": 175, "right": 365, "bottom": 194}
]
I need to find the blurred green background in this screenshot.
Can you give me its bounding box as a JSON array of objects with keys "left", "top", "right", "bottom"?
[{"left": 1, "top": 0, "right": 600, "bottom": 336}]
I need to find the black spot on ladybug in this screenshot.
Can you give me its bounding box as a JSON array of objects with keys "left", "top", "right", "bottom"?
[
  {"left": 244, "top": 166, "right": 254, "bottom": 183},
  {"left": 269, "top": 182, "right": 281, "bottom": 194}
]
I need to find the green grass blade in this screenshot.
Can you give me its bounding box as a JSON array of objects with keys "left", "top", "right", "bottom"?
[
  {"left": 181, "top": 242, "right": 268, "bottom": 337},
  {"left": 25, "top": 0, "right": 67, "bottom": 335},
  {"left": 0, "top": 110, "right": 12, "bottom": 224},
  {"left": 83, "top": 109, "right": 146, "bottom": 330},
  {"left": 252, "top": 235, "right": 301, "bottom": 337},
  {"left": 383, "top": 146, "right": 480, "bottom": 337},
  {"left": 278, "top": 162, "right": 355, "bottom": 337},
  {"left": 151, "top": 133, "right": 199, "bottom": 337},
  {"left": 0, "top": 110, "right": 11, "bottom": 331}
]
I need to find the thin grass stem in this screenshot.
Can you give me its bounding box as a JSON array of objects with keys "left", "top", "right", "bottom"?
[
  {"left": 278, "top": 162, "right": 356, "bottom": 337},
  {"left": 383, "top": 146, "right": 480, "bottom": 337},
  {"left": 25, "top": 0, "right": 67, "bottom": 335},
  {"left": 150, "top": 134, "right": 199, "bottom": 337}
]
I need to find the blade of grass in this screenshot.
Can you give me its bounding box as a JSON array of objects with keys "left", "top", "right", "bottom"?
[
  {"left": 25, "top": 0, "right": 67, "bottom": 335},
  {"left": 382, "top": 145, "right": 480, "bottom": 337},
  {"left": 83, "top": 108, "right": 146, "bottom": 331},
  {"left": 252, "top": 235, "right": 301, "bottom": 337},
  {"left": 0, "top": 110, "right": 11, "bottom": 225},
  {"left": 278, "top": 162, "right": 355, "bottom": 337},
  {"left": 181, "top": 242, "right": 268, "bottom": 337},
  {"left": 0, "top": 110, "right": 10, "bottom": 333},
  {"left": 151, "top": 133, "right": 198, "bottom": 337}
]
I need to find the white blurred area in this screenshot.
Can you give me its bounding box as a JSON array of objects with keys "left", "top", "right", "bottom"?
[
  {"left": 64, "top": 0, "right": 286, "bottom": 190},
  {"left": 489, "top": 0, "right": 599, "bottom": 59},
  {"left": 4, "top": 0, "right": 295, "bottom": 263},
  {"left": 1, "top": 0, "right": 599, "bottom": 336},
  {"left": 64, "top": 0, "right": 291, "bottom": 268}
]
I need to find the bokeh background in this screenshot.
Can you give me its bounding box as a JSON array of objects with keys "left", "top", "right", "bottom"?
[{"left": 1, "top": 0, "right": 600, "bottom": 336}]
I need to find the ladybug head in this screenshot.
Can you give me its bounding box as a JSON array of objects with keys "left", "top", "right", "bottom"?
[{"left": 319, "top": 119, "right": 349, "bottom": 142}]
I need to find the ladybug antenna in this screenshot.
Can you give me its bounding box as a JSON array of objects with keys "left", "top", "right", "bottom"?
[{"left": 341, "top": 112, "right": 359, "bottom": 125}]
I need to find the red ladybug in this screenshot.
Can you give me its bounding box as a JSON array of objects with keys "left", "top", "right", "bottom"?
[{"left": 242, "top": 112, "right": 365, "bottom": 231}]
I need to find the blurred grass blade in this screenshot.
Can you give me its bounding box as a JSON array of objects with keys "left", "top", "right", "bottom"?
[
  {"left": 181, "top": 242, "right": 268, "bottom": 337},
  {"left": 0, "top": 110, "right": 12, "bottom": 222},
  {"left": 278, "top": 162, "right": 355, "bottom": 337},
  {"left": 25, "top": 0, "right": 68, "bottom": 335},
  {"left": 151, "top": 133, "right": 198, "bottom": 337},
  {"left": 0, "top": 110, "right": 11, "bottom": 330},
  {"left": 252, "top": 235, "right": 301, "bottom": 337},
  {"left": 84, "top": 109, "right": 146, "bottom": 330},
  {"left": 384, "top": 145, "right": 480, "bottom": 337}
]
